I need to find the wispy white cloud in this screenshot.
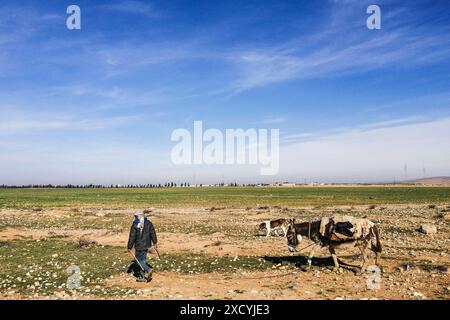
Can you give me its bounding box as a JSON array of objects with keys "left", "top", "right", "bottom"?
[
  {"left": 44, "top": 83, "right": 167, "bottom": 108},
  {"left": 101, "top": 0, "right": 161, "bottom": 17},
  {"left": 228, "top": 27, "right": 450, "bottom": 92},
  {"left": 223, "top": 0, "right": 450, "bottom": 94},
  {"left": 279, "top": 117, "right": 450, "bottom": 182},
  {"left": 259, "top": 116, "right": 287, "bottom": 125},
  {"left": 0, "top": 108, "right": 138, "bottom": 133},
  {"left": 282, "top": 116, "right": 425, "bottom": 143}
]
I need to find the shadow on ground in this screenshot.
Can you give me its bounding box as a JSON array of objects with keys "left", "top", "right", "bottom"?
[
  {"left": 263, "top": 255, "right": 334, "bottom": 268},
  {"left": 263, "top": 255, "right": 359, "bottom": 271}
]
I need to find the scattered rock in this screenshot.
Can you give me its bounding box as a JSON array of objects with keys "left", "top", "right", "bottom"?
[
  {"left": 210, "top": 241, "right": 222, "bottom": 247},
  {"left": 413, "top": 292, "right": 426, "bottom": 299},
  {"left": 418, "top": 224, "right": 437, "bottom": 235},
  {"left": 435, "top": 265, "right": 449, "bottom": 273},
  {"left": 78, "top": 237, "right": 98, "bottom": 248},
  {"left": 400, "top": 262, "right": 415, "bottom": 272},
  {"left": 435, "top": 212, "right": 445, "bottom": 219},
  {"left": 209, "top": 207, "right": 225, "bottom": 212}
]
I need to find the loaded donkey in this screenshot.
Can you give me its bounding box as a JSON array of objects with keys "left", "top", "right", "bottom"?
[{"left": 285, "top": 216, "right": 382, "bottom": 274}]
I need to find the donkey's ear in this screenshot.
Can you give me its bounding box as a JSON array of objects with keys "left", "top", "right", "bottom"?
[{"left": 292, "top": 218, "right": 296, "bottom": 223}]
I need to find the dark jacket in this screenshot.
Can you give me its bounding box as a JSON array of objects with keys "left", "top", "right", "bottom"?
[{"left": 127, "top": 218, "right": 158, "bottom": 251}]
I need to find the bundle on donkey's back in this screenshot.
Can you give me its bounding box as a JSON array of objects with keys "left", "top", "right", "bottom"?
[{"left": 285, "top": 215, "right": 382, "bottom": 274}]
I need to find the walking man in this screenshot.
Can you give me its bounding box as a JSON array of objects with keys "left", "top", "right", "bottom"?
[{"left": 127, "top": 209, "right": 158, "bottom": 282}]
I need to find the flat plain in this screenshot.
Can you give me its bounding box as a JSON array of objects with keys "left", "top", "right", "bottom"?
[{"left": 0, "top": 186, "right": 449, "bottom": 300}]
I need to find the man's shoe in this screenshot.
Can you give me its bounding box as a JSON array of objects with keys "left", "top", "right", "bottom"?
[
  {"left": 136, "top": 277, "right": 147, "bottom": 283},
  {"left": 145, "top": 269, "right": 153, "bottom": 282}
]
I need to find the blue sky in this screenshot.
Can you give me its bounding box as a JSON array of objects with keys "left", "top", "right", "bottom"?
[{"left": 0, "top": 0, "right": 450, "bottom": 184}]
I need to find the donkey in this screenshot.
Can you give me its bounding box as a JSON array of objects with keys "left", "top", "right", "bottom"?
[
  {"left": 285, "top": 218, "right": 382, "bottom": 274},
  {"left": 259, "top": 219, "right": 288, "bottom": 237}
]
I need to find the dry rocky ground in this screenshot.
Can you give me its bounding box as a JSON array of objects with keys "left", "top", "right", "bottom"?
[{"left": 0, "top": 204, "right": 449, "bottom": 300}]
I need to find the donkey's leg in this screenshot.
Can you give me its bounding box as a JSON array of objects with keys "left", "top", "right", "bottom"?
[
  {"left": 372, "top": 238, "right": 381, "bottom": 266},
  {"left": 357, "top": 242, "right": 369, "bottom": 274},
  {"left": 329, "top": 245, "right": 339, "bottom": 271},
  {"left": 307, "top": 243, "right": 321, "bottom": 268},
  {"left": 265, "top": 221, "right": 270, "bottom": 237},
  {"left": 375, "top": 251, "right": 381, "bottom": 266},
  {"left": 282, "top": 226, "right": 287, "bottom": 237}
]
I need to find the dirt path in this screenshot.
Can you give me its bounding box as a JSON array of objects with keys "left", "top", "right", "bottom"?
[{"left": 105, "top": 267, "right": 449, "bottom": 300}]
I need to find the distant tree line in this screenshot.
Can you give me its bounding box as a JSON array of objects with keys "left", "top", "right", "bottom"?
[{"left": 0, "top": 182, "right": 254, "bottom": 189}]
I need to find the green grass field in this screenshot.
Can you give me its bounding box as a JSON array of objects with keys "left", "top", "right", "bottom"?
[
  {"left": 0, "top": 186, "right": 449, "bottom": 209},
  {"left": 0, "top": 186, "right": 449, "bottom": 299}
]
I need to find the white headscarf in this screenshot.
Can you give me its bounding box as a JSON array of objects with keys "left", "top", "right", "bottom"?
[{"left": 135, "top": 210, "right": 146, "bottom": 232}]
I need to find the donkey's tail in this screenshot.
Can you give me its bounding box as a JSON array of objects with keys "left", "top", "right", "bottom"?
[{"left": 371, "top": 224, "right": 382, "bottom": 253}]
